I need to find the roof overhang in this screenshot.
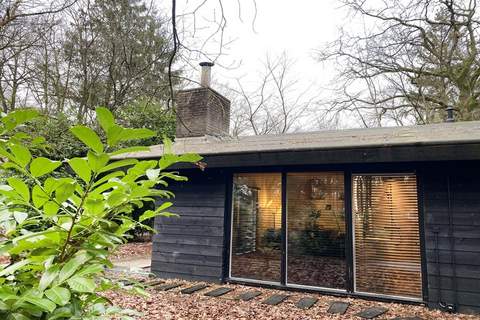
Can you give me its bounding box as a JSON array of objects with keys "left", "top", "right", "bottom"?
[{"left": 115, "top": 121, "right": 480, "bottom": 168}]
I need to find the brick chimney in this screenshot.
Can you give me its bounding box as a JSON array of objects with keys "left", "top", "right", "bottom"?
[{"left": 175, "top": 62, "right": 231, "bottom": 138}]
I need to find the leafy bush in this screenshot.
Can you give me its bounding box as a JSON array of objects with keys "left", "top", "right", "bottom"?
[
  {"left": 0, "top": 108, "right": 201, "bottom": 319},
  {"left": 23, "top": 112, "right": 90, "bottom": 161},
  {"left": 116, "top": 99, "right": 176, "bottom": 147}
]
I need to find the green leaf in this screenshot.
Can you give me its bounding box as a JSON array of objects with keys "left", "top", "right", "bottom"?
[
  {"left": 30, "top": 157, "right": 61, "bottom": 178},
  {"left": 158, "top": 154, "right": 177, "bottom": 171},
  {"left": 55, "top": 181, "right": 75, "bottom": 203},
  {"left": 107, "top": 191, "right": 127, "bottom": 207},
  {"left": 87, "top": 151, "right": 110, "bottom": 172},
  {"left": 32, "top": 185, "right": 49, "bottom": 208},
  {"left": 179, "top": 153, "right": 203, "bottom": 163},
  {"left": 92, "top": 171, "right": 125, "bottom": 188},
  {"left": 119, "top": 128, "right": 155, "bottom": 141},
  {"left": 76, "top": 264, "right": 104, "bottom": 277},
  {"left": 10, "top": 313, "right": 30, "bottom": 320},
  {"left": 139, "top": 202, "right": 172, "bottom": 222},
  {"left": 68, "top": 158, "right": 91, "bottom": 183},
  {"left": 44, "top": 201, "right": 59, "bottom": 216},
  {"left": 1, "top": 109, "right": 39, "bottom": 130},
  {"left": 106, "top": 125, "right": 155, "bottom": 147},
  {"left": 84, "top": 194, "right": 105, "bottom": 216},
  {"left": 108, "top": 146, "right": 150, "bottom": 156},
  {"left": 0, "top": 300, "right": 8, "bottom": 311},
  {"left": 13, "top": 211, "right": 28, "bottom": 224},
  {"left": 24, "top": 296, "right": 56, "bottom": 313},
  {"left": 11, "top": 230, "right": 62, "bottom": 255},
  {"left": 10, "top": 144, "right": 31, "bottom": 168},
  {"left": 46, "top": 307, "right": 72, "bottom": 320},
  {"left": 146, "top": 168, "right": 160, "bottom": 180},
  {"left": 105, "top": 124, "right": 124, "bottom": 147},
  {"left": 98, "top": 159, "right": 138, "bottom": 174},
  {"left": 0, "top": 258, "right": 30, "bottom": 277},
  {"left": 67, "top": 276, "right": 96, "bottom": 293},
  {"left": 70, "top": 126, "right": 103, "bottom": 153},
  {"left": 96, "top": 107, "right": 115, "bottom": 133},
  {"left": 39, "top": 265, "right": 60, "bottom": 291},
  {"left": 57, "top": 251, "right": 91, "bottom": 284},
  {"left": 45, "top": 287, "right": 70, "bottom": 306},
  {"left": 7, "top": 177, "right": 29, "bottom": 201}
]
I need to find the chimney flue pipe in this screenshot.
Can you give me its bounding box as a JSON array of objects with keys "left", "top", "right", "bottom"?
[
  {"left": 199, "top": 61, "right": 214, "bottom": 87},
  {"left": 446, "top": 105, "right": 455, "bottom": 123}
]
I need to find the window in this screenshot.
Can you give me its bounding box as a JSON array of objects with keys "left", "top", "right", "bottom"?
[
  {"left": 352, "top": 174, "right": 422, "bottom": 299},
  {"left": 287, "top": 172, "right": 346, "bottom": 289},
  {"left": 229, "top": 171, "right": 422, "bottom": 299},
  {"left": 230, "top": 173, "right": 282, "bottom": 282}
]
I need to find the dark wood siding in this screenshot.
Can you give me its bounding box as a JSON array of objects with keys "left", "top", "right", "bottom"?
[
  {"left": 151, "top": 169, "right": 226, "bottom": 282},
  {"left": 423, "top": 164, "right": 480, "bottom": 314}
]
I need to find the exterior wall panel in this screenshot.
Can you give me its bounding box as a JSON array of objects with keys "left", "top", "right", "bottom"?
[
  {"left": 423, "top": 164, "right": 480, "bottom": 314},
  {"left": 151, "top": 170, "right": 226, "bottom": 283}
]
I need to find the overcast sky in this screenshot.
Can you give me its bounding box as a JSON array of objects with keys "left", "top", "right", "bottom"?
[
  {"left": 171, "top": 0, "right": 346, "bottom": 93},
  {"left": 153, "top": 0, "right": 360, "bottom": 129}
]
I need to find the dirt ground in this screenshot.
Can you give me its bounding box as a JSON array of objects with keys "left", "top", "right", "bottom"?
[{"left": 104, "top": 277, "right": 480, "bottom": 320}]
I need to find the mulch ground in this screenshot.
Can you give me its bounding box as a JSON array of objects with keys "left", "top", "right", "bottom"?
[
  {"left": 0, "top": 242, "right": 152, "bottom": 265},
  {"left": 104, "top": 277, "right": 480, "bottom": 320},
  {"left": 110, "top": 242, "right": 152, "bottom": 261}
]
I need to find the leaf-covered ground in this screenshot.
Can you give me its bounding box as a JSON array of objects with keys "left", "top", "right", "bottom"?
[
  {"left": 104, "top": 278, "right": 480, "bottom": 320},
  {"left": 110, "top": 242, "right": 152, "bottom": 261}
]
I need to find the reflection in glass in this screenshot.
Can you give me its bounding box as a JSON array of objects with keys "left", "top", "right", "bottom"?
[
  {"left": 353, "top": 174, "right": 421, "bottom": 298},
  {"left": 287, "top": 172, "right": 346, "bottom": 289},
  {"left": 230, "top": 173, "right": 282, "bottom": 282}
]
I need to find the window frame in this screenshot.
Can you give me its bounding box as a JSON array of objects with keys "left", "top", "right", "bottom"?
[{"left": 224, "top": 165, "right": 426, "bottom": 302}]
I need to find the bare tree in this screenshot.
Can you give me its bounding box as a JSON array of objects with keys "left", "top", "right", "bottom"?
[
  {"left": 168, "top": 0, "right": 258, "bottom": 106},
  {"left": 228, "top": 53, "right": 321, "bottom": 136},
  {"left": 318, "top": 0, "right": 480, "bottom": 127},
  {"left": 0, "top": 1, "right": 77, "bottom": 30}
]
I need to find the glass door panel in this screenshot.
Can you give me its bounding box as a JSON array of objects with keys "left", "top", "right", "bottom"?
[
  {"left": 352, "top": 174, "right": 422, "bottom": 299},
  {"left": 230, "top": 173, "right": 282, "bottom": 282},
  {"left": 286, "top": 172, "right": 346, "bottom": 289}
]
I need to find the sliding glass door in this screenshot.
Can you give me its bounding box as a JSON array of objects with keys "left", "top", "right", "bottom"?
[
  {"left": 230, "top": 173, "right": 282, "bottom": 282},
  {"left": 229, "top": 171, "right": 422, "bottom": 300},
  {"left": 352, "top": 174, "right": 422, "bottom": 299},
  {"left": 286, "top": 172, "right": 346, "bottom": 289}
]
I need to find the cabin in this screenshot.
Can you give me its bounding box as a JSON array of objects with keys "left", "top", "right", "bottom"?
[{"left": 120, "top": 64, "right": 480, "bottom": 314}]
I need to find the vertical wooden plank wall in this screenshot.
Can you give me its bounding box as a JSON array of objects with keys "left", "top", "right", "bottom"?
[
  {"left": 151, "top": 170, "right": 226, "bottom": 282},
  {"left": 423, "top": 164, "right": 480, "bottom": 314}
]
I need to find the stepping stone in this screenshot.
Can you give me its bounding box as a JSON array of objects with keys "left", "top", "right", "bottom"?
[
  {"left": 262, "top": 294, "right": 289, "bottom": 306},
  {"left": 204, "top": 287, "right": 233, "bottom": 297},
  {"left": 327, "top": 301, "right": 350, "bottom": 315},
  {"left": 235, "top": 290, "right": 262, "bottom": 301},
  {"left": 356, "top": 307, "right": 389, "bottom": 319},
  {"left": 154, "top": 283, "right": 181, "bottom": 291},
  {"left": 144, "top": 279, "right": 164, "bottom": 286},
  {"left": 296, "top": 297, "right": 318, "bottom": 310},
  {"left": 119, "top": 279, "right": 135, "bottom": 286},
  {"left": 180, "top": 284, "right": 209, "bottom": 294}
]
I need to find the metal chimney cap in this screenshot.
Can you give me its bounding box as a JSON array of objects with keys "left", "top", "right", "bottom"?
[
  {"left": 199, "top": 61, "right": 214, "bottom": 67},
  {"left": 446, "top": 105, "right": 455, "bottom": 123}
]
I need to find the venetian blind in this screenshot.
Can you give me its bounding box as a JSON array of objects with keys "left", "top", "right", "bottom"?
[{"left": 352, "top": 174, "right": 422, "bottom": 299}]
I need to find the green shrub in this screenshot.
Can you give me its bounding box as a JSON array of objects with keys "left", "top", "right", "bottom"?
[{"left": 0, "top": 108, "right": 201, "bottom": 319}]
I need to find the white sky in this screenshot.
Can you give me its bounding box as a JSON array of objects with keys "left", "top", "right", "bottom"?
[
  {"left": 154, "top": 0, "right": 360, "bottom": 129},
  {"left": 172, "top": 0, "right": 346, "bottom": 93}
]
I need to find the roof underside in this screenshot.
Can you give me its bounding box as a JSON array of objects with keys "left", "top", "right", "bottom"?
[{"left": 118, "top": 121, "right": 480, "bottom": 159}]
